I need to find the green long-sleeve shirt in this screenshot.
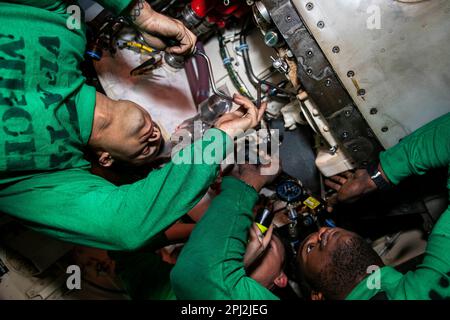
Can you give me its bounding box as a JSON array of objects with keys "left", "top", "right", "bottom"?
[
  {"left": 0, "top": 0, "right": 233, "bottom": 251},
  {"left": 171, "top": 176, "right": 278, "bottom": 300},
  {"left": 347, "top": 112, "right": 450, "bottom": 300},
  {"left": 0, "top": 1, "right": 134, "bottom": 183}
]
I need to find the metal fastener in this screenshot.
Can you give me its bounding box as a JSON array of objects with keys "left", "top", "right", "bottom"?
[
  {"left": 332, "top": 46, "right": 340, "bottom": 53},
  {"left": 370, "top": 108, "right": 378, "bottom": 115},
  {"left": 317, "top": 21, "right": 325, "bottom": 29},
  {"left": 357, "top": 88, "right": 366, "bottom": 96},
  {"left": 347, "top": 70, "right": 355, "bottom": 78},
  {"left": 306, "top": 2, "right": 314, "bottom": 11}
]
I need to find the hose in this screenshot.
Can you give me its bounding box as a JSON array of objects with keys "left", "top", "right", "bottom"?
[
  {"left": 239, "top": 19, "right": 296, "bottom": 97},
  {"left": 217, "top": 33, "right": 254, "bottom": 100}
]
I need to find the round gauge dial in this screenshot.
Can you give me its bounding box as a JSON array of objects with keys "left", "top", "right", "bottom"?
[{"left": 276, "top": 180, "right": 303, "bottom": 203}]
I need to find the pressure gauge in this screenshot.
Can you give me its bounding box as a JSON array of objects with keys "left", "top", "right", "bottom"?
[{"left": 276, "top": 180, "right": 303, "bottom": 203}]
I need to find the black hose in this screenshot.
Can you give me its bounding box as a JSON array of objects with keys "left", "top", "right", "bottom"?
[
  {"left": 239, "top": 19, "right": 296, "bottom": 97},
  {"left": 218, "top": 33, "right": 254, "bottom": 101}
]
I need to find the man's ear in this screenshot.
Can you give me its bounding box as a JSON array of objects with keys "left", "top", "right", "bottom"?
[
  {"left": 311, "top": 291, "right": 324, "bottom": 300},
  {"left": 274, "top": 272, "right": 288, "bottom": 288},
  {"left": 98, "top": 152, "right": 114, "bottom": 167}
]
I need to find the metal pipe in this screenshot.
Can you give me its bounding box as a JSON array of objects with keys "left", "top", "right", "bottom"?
[{"left": 194, "top": 50, "right": 234, "bottom": 101}]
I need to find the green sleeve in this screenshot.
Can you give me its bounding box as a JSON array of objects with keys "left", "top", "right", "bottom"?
[
  {"left": 94, "top": 0, "right": 135, "bottom": 15},
  {"left": 379, "top": 112, "right": 450, "bottom": 186},
  {"left": 8, "top": 0, "right": 134, "bottom": 15},
  {"left": 0, "top": 129, "right": 232, "bottom": 251},
  {"left": 379, "top": 112, "right": 450, "bottom": 299},
  {"left": 171, "top": 176, "right": 279, "bottom": 300}
]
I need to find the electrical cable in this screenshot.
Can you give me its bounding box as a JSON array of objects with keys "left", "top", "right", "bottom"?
[{"left": 218, "top": 32, "right": 254, "bottom": 100}]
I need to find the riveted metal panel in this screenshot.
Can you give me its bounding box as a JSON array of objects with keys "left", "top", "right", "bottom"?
[{"left": 292, "top": 0, "right": 450, "bottom": 148}]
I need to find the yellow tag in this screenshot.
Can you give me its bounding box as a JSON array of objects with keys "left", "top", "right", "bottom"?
[
  {"left": 256, "top": 223, "right": 268, "bottom": 234},
  {"left": 303, "top": 196, "right": 320, "bottom": 210}
]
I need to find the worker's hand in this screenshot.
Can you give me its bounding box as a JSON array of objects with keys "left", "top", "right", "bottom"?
[
  {"left": 324, "top": 169, "right": 377, "bottom": 204},
  {"left": 214, "top": 94, "right": 267, "bottom": 138},
  {"left": 129, "top": 0, "right": 197, "bottom": 55},
  {"left": 231, "top": 162, "right": 280, "bottom": 192},
  {"left": 244, "top": 223, "right": 274, "bottom": 270}
]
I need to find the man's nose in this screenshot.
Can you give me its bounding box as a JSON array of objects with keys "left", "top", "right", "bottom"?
[{"left": 318, "top": 227, "right": 331, "bottom": 241}]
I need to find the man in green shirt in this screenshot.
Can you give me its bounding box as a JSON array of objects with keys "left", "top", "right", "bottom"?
[
  {"left": 171, "top": 112, "right": 450, "bottom": 300},
  {"left": 0, "top": 0, "right": 265, "bottom": 252}
]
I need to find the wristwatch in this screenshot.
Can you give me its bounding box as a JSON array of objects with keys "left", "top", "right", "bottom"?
[{"left": 367, "top": 163, "right": 391, "bottom": 190}]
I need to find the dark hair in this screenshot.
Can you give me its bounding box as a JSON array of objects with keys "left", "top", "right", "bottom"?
[{"left": 303, "top": 234, "right": 383, "bottom": 300}]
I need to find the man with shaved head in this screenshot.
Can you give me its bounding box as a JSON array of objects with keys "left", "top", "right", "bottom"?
[{"left": 0, "top": 0, "right": 265, "bottom": 252}]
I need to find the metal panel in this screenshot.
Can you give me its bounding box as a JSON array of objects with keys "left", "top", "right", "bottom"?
[
  {"left": 262, "top": 0, "right": 383, "bottom": 167},
  {"left": 292, "top": 0, "right": 450, "bottom": 148}
]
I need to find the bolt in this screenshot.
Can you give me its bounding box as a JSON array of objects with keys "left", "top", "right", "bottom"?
[
  {"left": 382, "top": 126, "right": 389, "bottom": 132},
  {"left": 332, "top": 46, "right": 340, "bottom": 53},
  {"left": 323, "top": 126, "right": 329, "bottom": 132},
  {"left": 325, "top": 78, "right": 332, "bottom": 87},
  {"left": 286, "top": 15, "right": 292, "bottom": 22},
  {"left": 307, "top": 68, "right": 313, "bottom": 75},
  {"left": 317, "top": 21, "right": 325, "bottom": 29},
  {"left": 344, "top": 110, "right": 352, "bottom": 117},
  {"left": 370, "top": 108, "right": 378, "bottom": 115},
  {"left": 342, "top": 131, "right": 349, "bottom": 139},
  {"left": 306, "top": 2, "right": 314, "bottom": 10},
  {"left": 347, "top": 70, "right": 355, "bottom": 78},
  {"left": 357, "top": 88, "right": 366, "bottom": 96},
  {"left": 312, "top": 108, "right": 319, "bottom": 116},
  {"left": 352, "top": 146, "right": 359, "bottom": 152},
  {"left": 306, "top": 50, "right": 314, "bottom": 57}
]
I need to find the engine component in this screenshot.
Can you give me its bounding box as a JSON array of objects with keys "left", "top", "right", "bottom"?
[
  {"left": 252, "top": 0, "right": 272, "bottom": 32},
  {"left": 271, "top": 56, "right": 289, "bottom": 74},
  {"left": 276, "top": 180, "right": 303, "bottom": 203},
  {"left": 259, "top": 0, "right": 383, "bottom": 168},
  {"left": 164, "top": 52, "right": 186, "bottom": 69},
  {"left": 180, "top": 0, "right": 250, "bottom": 37},
  {"left": 263, "top": 29, "right": 281, "bottom": 48}
]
